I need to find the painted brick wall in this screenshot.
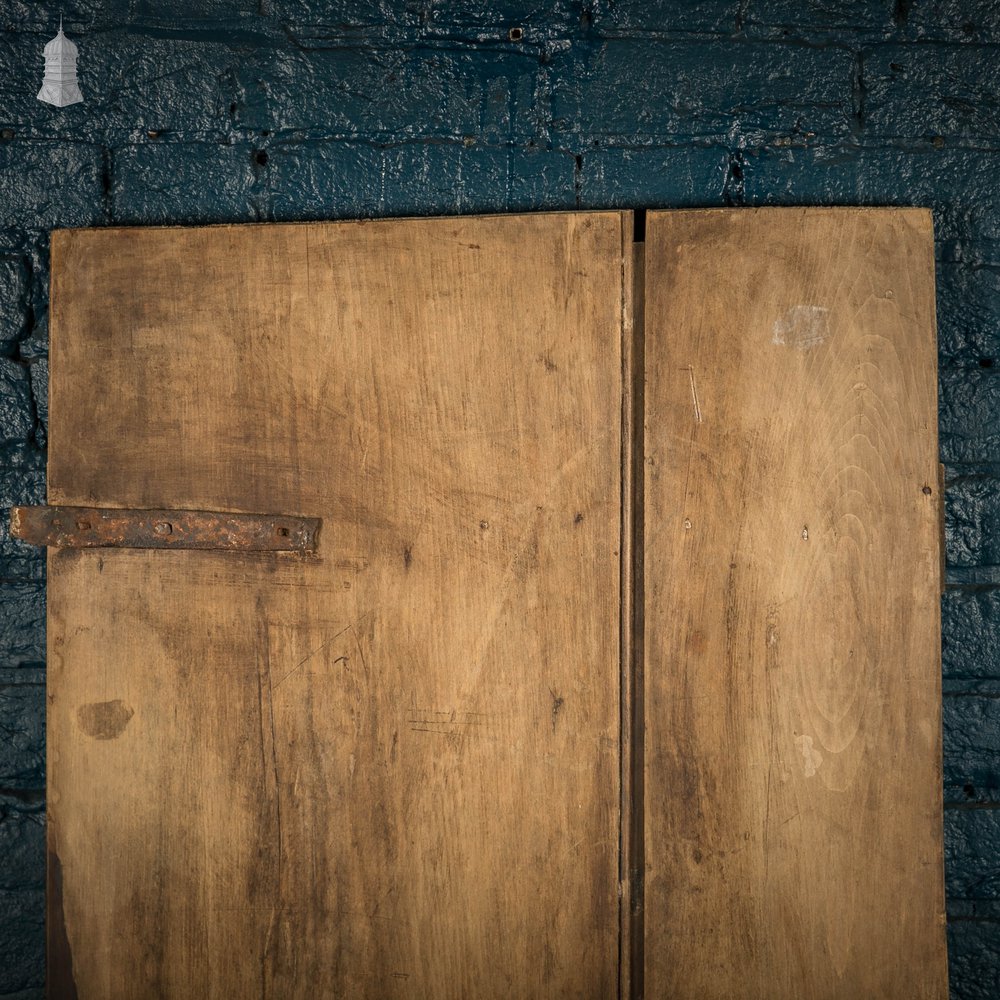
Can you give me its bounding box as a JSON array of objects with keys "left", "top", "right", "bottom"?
[{"left": 0, "top": 1, "right": 998, "bottom": 996}]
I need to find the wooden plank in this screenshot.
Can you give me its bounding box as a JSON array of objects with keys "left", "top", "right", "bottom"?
[
  {"left": 642, "top": 208, "right": 947, "bottom": 999},
  {"left": 46, "top": 213, "right": 628, "bottom": 998}
]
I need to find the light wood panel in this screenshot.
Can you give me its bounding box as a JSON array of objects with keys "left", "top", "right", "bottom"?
[
  {"left": 642, "top": 208, "right": 947, "bottom": 999},
  {"left": 46, "top": 213, "right": 629, "bottom": 998}
]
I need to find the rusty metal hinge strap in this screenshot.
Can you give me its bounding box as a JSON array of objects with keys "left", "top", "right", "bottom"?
[{"left": 10, "top": 506, "right": 320, "bottom": 553}]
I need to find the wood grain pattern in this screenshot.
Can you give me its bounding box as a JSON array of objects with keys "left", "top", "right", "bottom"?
[
  {"left": 642, "top": 208, "right": 947, "bottom": 999},
  {"left": 46, "top": 213, "right": 628, "bottom": 998}
]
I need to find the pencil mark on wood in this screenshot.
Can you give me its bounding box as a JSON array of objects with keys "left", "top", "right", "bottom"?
[
  {"left": 550, "top": 688, "right": 565, "bottom": 732},
  {"left": 272, "top": 625, "right": 352, "bottom": 689}
]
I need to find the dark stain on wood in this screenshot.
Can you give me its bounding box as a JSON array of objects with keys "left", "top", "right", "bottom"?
[
  {"left": 77, "top": 699, "right": 134, "bottom": 740},
  {"left": 48, "top": 848, "right": 79, "bottom": 1000}
]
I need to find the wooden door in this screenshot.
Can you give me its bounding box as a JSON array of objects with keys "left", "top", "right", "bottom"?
[
  {"left": 35, "top": 207, "right": 947, "bottom": 999},
  {"left": 641, "top": 208, "right": 948, "bottom": 998},
  {"left": 44, "top": 214, "right": 631, "bottom": 999}
]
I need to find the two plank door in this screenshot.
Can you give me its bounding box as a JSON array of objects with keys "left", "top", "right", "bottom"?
[{"left": 44, "top": 209, "right": 946, "bottom": 998}]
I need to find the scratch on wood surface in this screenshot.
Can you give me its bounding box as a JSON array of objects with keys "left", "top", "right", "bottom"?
[
  {"left": 684, "top": 367, "right": 702, "bottom": 423},
  {"left": 272, "top": 624, "right": 353, "bottom": 689}
]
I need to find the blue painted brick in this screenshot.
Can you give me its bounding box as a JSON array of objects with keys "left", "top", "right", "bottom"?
[
  {"left": 419, "top": 1, "right": 579, "bottom": 36},
  {"left": 579, "top": 145, "right": 729, "bottom": 208},
  {"left": 944, "top": 695, "right": 1000, "bottom": 804},
  {"left": 550, "top": 40, "right": 854, "bottom": 144},
  {"left": 3, "top": 27, "right": 251, "bottom": 140},
  {"left": 947, "top": 469, "right": 1000, "bottom": 568},
  {"left": 0, "top": 685, "right": 44, "bottom": 789},
  {"left": 382, "top": 142, "right": 576, "bottom": 215},
  {"left": 0, "top": 3, "right": 107, "bottom": 32},
  {"left": 944, "top": 589, "right": 1000, "bottom": 681},
  {"left": 0, "top": 259, "right": 27, "bottom": 356},
  {"left": 948, "top": 920, "right": 1000, "bottom": 1000},
  {"left": 110, "top": 142, "right": 262, "bottom": 225},
  {"left": 587, "top": 1, "right": 895, "bottom": 37},
  {"left": 589, "top": 0, "right": 748, "bottom": 35},
  {"left": 269, "top": 140, "right": 576, "bottom": 221},
  {"left": 269, "top": 1, "right": 418, "bottom": 29},
  {"left": 236, "top": 46, "right": 547, "bottom": 144},
  {"left": 936, "top": 261, "right": 1000, "bottom": 367},
  {"left": 940, "top": 370, "right": 1000, "bottom": 465},
  {"left": 0, "top": 794, "right": 44, "bottom": 893},
  {"left": 864, "top": 44, "right": 1000, "bottom": 142},
  {"left": 82, "top": 31, "right": 239, "bottom": 139},
  {"left": 131, "top": 1, "right": 259, "bottom": 19},
  {"left": 0, "top": 889, "right": 43, "bottom": 996},
  {"left": 0, "top": 142, "right": 104, "bottom": 230},
  {"left": 0, "top": 585, "right": 44, "bottom": 669},
  {"left": 907, "top": 0, "right": 1000, "bottom": 44},
  {"left": 946, "top": 806, "right": 1000, "bottom": 911},
  {"left": 0, "top": 361, "right": 34, "bottom": 447}
]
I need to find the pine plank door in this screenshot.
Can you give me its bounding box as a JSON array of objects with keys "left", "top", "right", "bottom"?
[
  {"left": 641, "top": 208, "right": 948, "bottom": 998},
  {"left": 44, "top": 213, "right": 631, "bottom": 999}
]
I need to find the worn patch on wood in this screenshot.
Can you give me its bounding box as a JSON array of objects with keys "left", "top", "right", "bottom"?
[{"left": 76, "top": 700, "right": 134, "bottom": 740}]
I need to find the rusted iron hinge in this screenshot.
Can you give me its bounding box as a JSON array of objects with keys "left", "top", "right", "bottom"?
[{"left": 10, "top": 506, "right": 320, "bottom": 553}]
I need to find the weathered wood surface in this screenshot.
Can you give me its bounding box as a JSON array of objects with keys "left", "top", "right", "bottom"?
[
  {"left": 642, "top": 208, "right": 947, "bottom": 999},
  {"left": 47, "top": 213, "right": 629, "bottom": 998}
]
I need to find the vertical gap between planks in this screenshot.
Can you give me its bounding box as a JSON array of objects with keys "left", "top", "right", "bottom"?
[{"left": 619, "top": 211, "right": 646, "bottom": 1000}]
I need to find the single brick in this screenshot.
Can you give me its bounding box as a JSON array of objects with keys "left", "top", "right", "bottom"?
[
  {"left": 390, "top": 142, "right": 576, "bottom": 214},
  {"left": 110, "top": 142, "right": 261, "bottom": 226},
  {"left": 940, "top": 369, "right": 1000, "bottom": 465},
  {"left": 948, "top": 919, "right": 1000, "bottom": 1000},
  {"left": 589, "top": 0, "right": 748, "bottom": 34},
  {"left": 944, "top": 589, "right": 1000, "bottom": 680},
  {"left": 0, "top": 3, "right": 106, "bottom": 32},
  {"left": 0, "top": 139, "right": 103, "bottom": 229},
  {"left": 947, "top": 468, "right": 1000, "bottom": 567},
  {"left": 946, "top": 806, "right": 1000, "bottom": 903},
  {"left": 268, "top": 140, "right": 576, "bottom": 221},
  {"left": 587, "top": 0, "right": 893, "bottom": 37},
  {"left": 0, "top": 143, "right": 104, "bottom": 229},
  {"left": 864, "top": 44, "right": 1000, "bottom": 143},
  {"left": 0, "top": 584, "right": 44, "bottom": 669},
  {"left": 265, "top": 1, "right": 419, "bottom": 29},
  {"left": 936, "top": 260, "right": 1000, "bottom": 367},
  {"left": 268, "top": 140, "right": 385, "bottom": 220},
  {"left": 0, "top": 258, "right": 28, "bottom": 355},
  {"left": 0, "top": 685, "right": 44, "bottom": 789},
  {"left": 236, "top": 46, "right": 546, "bottom": 144},
  {"left": 405, "top": 1, "right": 581, "bottom": 38},
  {"left": 0, "top": 793, "right": 44, "bottom": 892},
  {"left": 0, "top": 888, "right": 44, "bottom": 995},
  {"left": 0, "top": 360, "right": 34, "bottom": 446},
  {"left": 944, "top": 694, "right": 1000, "bottom": 804},
  {"left": 550, "top": 40, "right": 854, "bottom": 144},
  {"left": 906, "top": 0, "right": 1000, "bottom": 43},
  {"left": 130, "top": 0, "right": 262, "bottom": 19},
  {"left": 579, "top": 145, "right": 729, "bottom": 208}
]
